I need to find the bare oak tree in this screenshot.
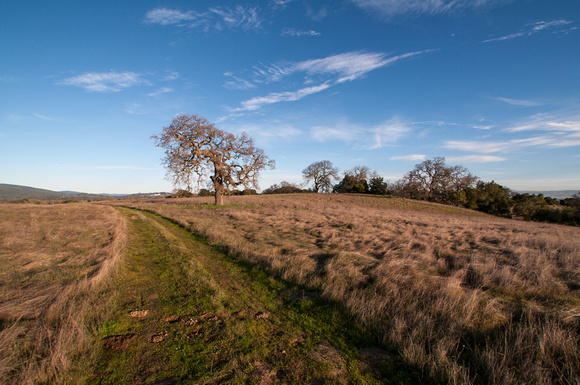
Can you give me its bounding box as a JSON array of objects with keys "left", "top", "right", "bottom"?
[
  {"left": 152, "top": 114, "right": 274, "bottom": 205},
  {"left": 302, "top": 160, "right": 339, "bottom": 193},
  {"left": 402, "top": 157, "right": 477, "bottom": 202}
]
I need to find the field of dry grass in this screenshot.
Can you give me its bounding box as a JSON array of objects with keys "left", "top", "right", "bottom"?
[
  {"left": 0, "top": 203, "right": 126, "bottom": 384},
  {"left": 124, "top": 193, "right": 580, "bottom": 384}
]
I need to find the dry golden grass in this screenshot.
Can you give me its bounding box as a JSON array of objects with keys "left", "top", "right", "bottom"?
[
  {"left": 124, "top": 193, "right": 580, "bottom": 385},
  {"left": 0, "top": 202, "right": 126, "bottom": 384}
]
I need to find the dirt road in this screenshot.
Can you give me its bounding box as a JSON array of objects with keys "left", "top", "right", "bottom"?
[{"left": 86, "top": 208, "right": 408, "bottom": 384}]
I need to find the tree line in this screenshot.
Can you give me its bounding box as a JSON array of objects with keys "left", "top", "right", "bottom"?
[
  {"left": 153, "top": 114, "right": 578, "bottom": 225},
  {"left": 266, "top": 158, "right": 580, "bottom": 226}
]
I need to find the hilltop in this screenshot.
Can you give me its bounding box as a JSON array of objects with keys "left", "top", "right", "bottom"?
[
  {"left": 0, "top": 184, "right": 169, "bottom": 201},
  {"left": 0, "top": 183, "right": 106, "bottom": 201}
]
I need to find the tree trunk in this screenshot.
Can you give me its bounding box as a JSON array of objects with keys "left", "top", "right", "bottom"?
[{"left": 214, "top": 192, "right": 224, "bottom": 205}]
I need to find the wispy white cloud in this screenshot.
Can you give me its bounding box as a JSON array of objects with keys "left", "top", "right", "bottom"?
[
  {"left": 209, "top": 6, "right": 261, "bottom": 30},
  {"left": 147, "top": 87, "right": 173, "bottom": 97},
  {"left": 311, "top": 117, "right": 412, "bottom": 149},
  {"left": 445, "top": 115, "right": 580, "bottom": 153},
  {"left": 34, "top": 113, "right": 61, "bottom": 121},
  {"left": 271, "top": 0, "right": 295, "bottom": 9},
  {"left": 125, "top": 102, "right": 148, "bottom": 115},
  {"left": 223, "top": 72, "right": 256, "bottom": 90},
  {"left": 532, "top": 20, "right": 573, "bottom": 32},
  {"left": 234, "top": 50, "right": 430, "bottom": 111},
  {"left": 483, "top": 19, "right": 574, "bottom": 43},
  {"left": 225, "top": 122, "right": 303, "bottom": 141},
  {"left": 446, "top": 140, "right": 496, "bottom": 153},
  {"left": 252, "top": 63, "right": 295, "bottom": 83},
  {"left": 445, "top": 139, "right": 532, "bottom": 154},
  {"left": 144, "top": 6, "right": 262, "bottom": 31},
  {"left": 492, "top": 96, "right": 541, "bottom": 107},
  {"left": 306, "top": 5, "right": 328, "bottom": 21},
  {"left": 368, "top": 118, "right": 411, "bottom": 149},
  {"left": 447, "top": 155, "right": 506, "bottom": 163},
  {"left": 390, "top": 154, "right": 426, "bottom": 161},
  {"left": 164, "top": 71, "right": 180, "bottom": 81},
  {"left": 239, "top": 83, "right": 332, "bottom": 111},
  {"left": 412, "top": 120, "right": 495, "bottom": 130},
  {"left": 507, "top": 118, "right": 580, "bottom": 133},
  {"left": 252, "top": 50, "right": 428, "bottom": 84},
  {"left": 311, "top": 120, "right": 358, "bottom": 143},
  {"left": 61, "top": 71, "right": 148, "bottom": 92},
  {"left": 6, "top": 113, "right": 62, "bottom": 122},
  {"left": 281, "top": 28, "right": 320, "bottom": 37},
  {"left": 296, "top": 51, "right": 401, "bottom": 82},
  {"left": 144, "top": 8, "right": 199, "bottom": 26},
  {"left": 351, "top": 0, "right": 503, "bottom": 18},
  {"left": 7, "top": 113, "right": 25, "bottom": 122}
]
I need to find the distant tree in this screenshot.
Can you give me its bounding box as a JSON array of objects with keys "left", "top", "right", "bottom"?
[
  {"left": 369, "top": 174, "right": 388, "bottom": 195},
  {"left": 334, "top": 175, "right": 368, "bottom": 193},
  {"left": 198, "top": 188, "right": 213, "bottom": 197},
  {"left": 262, "top": 181, "right": 305, "bottom": 194},
  {"left": 242, "top": 188, "right": 258, "bottom": 195},
  {"left": 474, "top": 181, "right": 512, "bottom": 218},
  {"left": 401, "top": 157, "right": 477, "bottom": 202},
  {"left": 172, "top": 189, "right": 193, "bottom": 198},
  {"left": 333, "top": 166, "right": 372, "bottom": 194},
  {"left": 544, "top": 196, "right": 559, "bottom": 205},
  {"left": 152, "top": 114, "right": 275, "bottom": 205},
  {"left": 512, "top": 193, "right": 548, "bottom": 220},
  {"left": 349, "top": 165, "right": 371, "bottom": 183},
  {"left": 302, "top": 160, "right": 340, "bottom": 193}
]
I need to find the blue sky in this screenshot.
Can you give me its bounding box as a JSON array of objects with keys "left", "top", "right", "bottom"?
[{"left": 1, "top": 0, "right": 579, "bottom": 194}]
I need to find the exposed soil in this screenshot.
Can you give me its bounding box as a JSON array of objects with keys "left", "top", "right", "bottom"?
[{"left": 101, "top": 334, "right": 136, "bottom": 351}]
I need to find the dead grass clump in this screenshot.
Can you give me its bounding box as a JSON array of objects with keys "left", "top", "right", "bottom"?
[
  {"left": 0, "top": 203, "right": 126, "bottom": 384},
  {"left": 121, "top": 193, "right": 580, "bottom": 384}
]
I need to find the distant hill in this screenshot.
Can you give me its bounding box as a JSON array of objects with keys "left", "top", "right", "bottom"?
[
  {"left": 0, "top": 184, "right": 108, "bottom": 201},
  {"left": 518, "top": 190, "right": 579, "bottom": 200}
]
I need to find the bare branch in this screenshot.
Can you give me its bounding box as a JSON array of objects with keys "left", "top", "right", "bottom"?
[{"left": 152, "top": 114, "right": 275, "bottom": 204}]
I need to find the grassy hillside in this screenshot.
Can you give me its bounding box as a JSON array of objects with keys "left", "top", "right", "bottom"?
[
  {"left": 122, "top": 193, "right": 580, "bottom": 385},
  {"left": 0, "top": 203, "right": 126, "bottom": 383},
  {"left": 0, "top": 183, "right": 107, "bottom": 201},
  {"left": 0, "top": 200, "right": 413, "bottom": 384},
  {"left": 1, "top": 194, "right": 578, "bottom": 384},
  {"left": 81, "top": 208, "right": 396, "bottom": 384}
]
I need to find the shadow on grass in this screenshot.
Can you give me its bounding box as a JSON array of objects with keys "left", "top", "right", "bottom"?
[{"left": 117, "top": 206, "right": 442, "bottom": 385}]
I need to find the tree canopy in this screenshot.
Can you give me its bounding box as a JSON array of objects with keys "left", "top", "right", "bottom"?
[
  {"left": 400, "top": 157, "right": 477, "bottom": 202},
  {"left": 152, "top": 114, "right": 274, "bottom": 205},
  {"left": 302, "top": 160, "right": 339, "bottom": 193}
]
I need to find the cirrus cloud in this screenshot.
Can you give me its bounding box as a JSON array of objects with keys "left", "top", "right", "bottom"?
[
  {"left": 281, "top": 28, "right": 321, "bottom": 37},
  {"left": 483, "top": 19, "right": 574, "bottom": 43},
  {"left": 492, "top": 96, "right": 541, "bottom": 107},
  {"left": 351, "top": 0, "right": 505, "bottom": 18},
  {"left": 311, "top": 117, "right": 412, "bottom": 149},
  {"left": 232, "top": 50, "right": 431, "bottom": 112},
  {"left": 144, "top": 6, "right": 262, "bottom": 31},
  {"left": 447, "top": 155, "right": 506, "bottom": 163},
  {"left": 61, "top": 71, "right": 148, "bottom": 92},
  {"left": 445, "top": 115, "right": 580, "bottom": 154},
  {"left": 390, "top": 154, "right": 427, "bottom": 161}
]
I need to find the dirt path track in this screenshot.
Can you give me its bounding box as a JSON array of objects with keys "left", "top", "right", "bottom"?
[{"left": 86, "top": 207, "right": 404, "bottom": 384}]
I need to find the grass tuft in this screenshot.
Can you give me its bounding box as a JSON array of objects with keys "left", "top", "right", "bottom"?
[{"left": 0, "top": 202, "right": 126, "bottom": 384}]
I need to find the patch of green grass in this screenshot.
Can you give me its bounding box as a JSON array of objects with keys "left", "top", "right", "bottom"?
[{"left": 75, "top": 208, "right": 427, "bottom": 384}]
